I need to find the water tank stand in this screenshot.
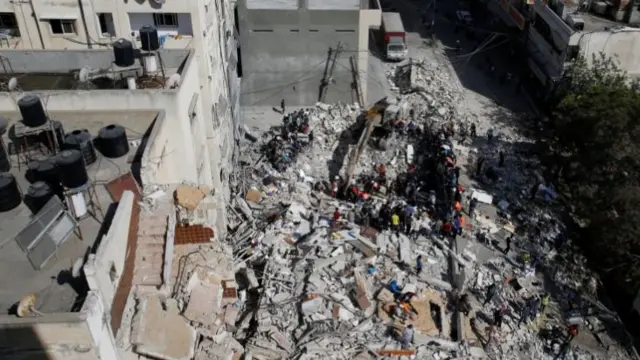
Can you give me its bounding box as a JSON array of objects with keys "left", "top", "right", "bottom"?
[
  {"left": 63, "top": 182, "right": 104, "bottom": 228},
  {"left": 14, "top": 120, "right": 59, "bottom": 171}
]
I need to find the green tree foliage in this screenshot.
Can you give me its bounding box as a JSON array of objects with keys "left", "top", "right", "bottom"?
[{"left": 551, "top": 54, "right": 640, "bottom": 300}]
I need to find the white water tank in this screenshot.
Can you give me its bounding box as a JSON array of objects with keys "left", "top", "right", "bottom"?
[
  {"left": 70, "top": 192, "right": 88, "bottom": 218},
  {"left": 143, "top": 55, "right": 158, "bottom": 73},
  {"left": 127, "top": 77, "right": 137, "bottom": 90}
]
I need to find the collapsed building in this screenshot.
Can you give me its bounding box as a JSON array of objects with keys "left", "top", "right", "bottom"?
[{"left": 0, "top": 2, "right": 636, "bottom": 360}]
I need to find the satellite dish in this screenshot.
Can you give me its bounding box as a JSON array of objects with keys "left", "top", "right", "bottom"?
[
  {"left": 7, "top": 77, "right": 19, "bottom": 91},
  {"left": 71, "top": 257, "right": 84, "bottom": 278},
  {"left": 78, "top": 66, "right": 91, "bottom": 82},
  {"left": 17, "top": 293, "right": 43, "bottom": 317},
  {"left": 165, "top": 73, "right": 181, "bottom": 89}
]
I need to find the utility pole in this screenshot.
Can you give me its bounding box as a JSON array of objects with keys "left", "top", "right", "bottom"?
[
  {"left": 349, "top": 56, "right": 364, "bottom": 107},
  {"left": 319, "top": 41, "right": 342, "bottom": 103}
]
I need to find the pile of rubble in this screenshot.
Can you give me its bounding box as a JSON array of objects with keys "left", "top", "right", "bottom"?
[{"left": 224, "top": 58, "right": 636, "bottom": 360}]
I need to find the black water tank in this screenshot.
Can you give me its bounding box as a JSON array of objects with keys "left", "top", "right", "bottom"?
[
  {"left": 98, "top": 124, "right": 129, "bottom": 158},
  {"left": 56, "top": 150, "right": 88, "bottom": 189},
  {"left": 18, "top": 94, "right": 47, "bottom": 127},
  {"left": 26, "top": 158, "right": 58, "bottom": 184},
  {"left": 140, "top": 25, "right": 160, "bottom": 51},
  {"left": 24, "top": 181, "right": 54, "bottom": 214},
  {"left": 0, "top": 172, "right": 21, "bottom": 212},
  {"left": 64, "top": 129, "right": 97, "bottom": 165},
  {"left": 0, "top": 140, "right": 9, "bottom": 173},
  {"left": 40, "top": 120, "right": 65, "bottom": 151},
  {"left": 0, "top": 116, "right": 9, "bottom": 172},
  {"left": 113, "top": 39, "right": 135, "bottom": 67}
]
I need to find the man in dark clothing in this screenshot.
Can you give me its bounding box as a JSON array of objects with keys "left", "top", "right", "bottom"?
[
  {"left": 416, "top": 255, "right": 423, "bottom": 275},
  {"left": 519, "top": 305, "right": 531, "bottom": 327},
  {"left": 530, "top": 182, "right": 540, "bottom": 200},
  {"left": 468, "top": 197, "right": 478, "bottom": 217},
  {"left": 493, "top": 308, "right": 504, "bottom": 328},
  {"left": 281, "top": 99, "right": 285, "bottom": 113},
  {"left": 483, "top": 283, "right": 497, "bottom": 306},
  {"left": 458, "top": 294, "right": 471, "bottom": 316},
  {"left": 476, "top": 157, "right": 485, "bottom": 176},
  {"left": 504, "top": 235, "right": 513, "bottom": 255},
  {"left": 308, "top": 130, "right": 314, "bottom": 146},
  {"left": 499, "top": 150, "right": 505, "bottom": 167}
]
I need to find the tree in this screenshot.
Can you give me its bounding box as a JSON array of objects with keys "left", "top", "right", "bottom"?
[{"left": 551, "top": 53, "right": 640, "bottom": 301}]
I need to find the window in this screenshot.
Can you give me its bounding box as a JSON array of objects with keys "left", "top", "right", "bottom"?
[
  {"left": 153, "top": 13, "right": 178, "bottom": 28},
  {"left": 97, "top": 13, "right": 115, "bottom": 37},
  {"left": 533, "top": 14, "right": 561, "bottom": 54},
  {"left": 0, "top": 13, "right": 17, "bottom": 29},
  {"left": 49, "top": 19, "right": 76, "bottom": 35}
]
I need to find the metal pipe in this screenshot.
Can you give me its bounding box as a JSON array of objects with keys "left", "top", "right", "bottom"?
[
  {"left": 77, "top": 0, "right": 92, "bottom": 49},
  {"left": 27, "top": 0, "right": 45, "bottom": 49}
]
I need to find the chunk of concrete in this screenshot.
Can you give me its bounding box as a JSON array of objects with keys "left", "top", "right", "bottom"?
[
  {"left": 131, "top": 295, "right": 197, "bottom": 360},
  {"left": 377, "top": 288, "right": 395, "bottom": 303},
  {"left": 301, "top": 297, "right": 324, "bottom": 315}
]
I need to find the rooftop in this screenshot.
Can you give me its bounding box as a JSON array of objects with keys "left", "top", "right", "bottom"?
[
  {"left": 579, "top": 28, "right": 640, "bottom": 77},
  {"left": 245, "top": 0, "right": 365, "bottom": 10},
  {"left": 0, "top": 110, "right": 157, "bottom": 315},
  {"left": 0, "top": 49, "right": 192, "bottom": 92}
]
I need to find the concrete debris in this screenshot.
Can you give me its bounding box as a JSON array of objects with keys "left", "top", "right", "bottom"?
[
  {"left": 131, "top": 295, "right": 197, "bottom": 360},
  {"left": 225, "top": 72, "right": 635, "bottom": 359},
  {"left": 175, "top": 184, "right": 209, "bottom": 211}
]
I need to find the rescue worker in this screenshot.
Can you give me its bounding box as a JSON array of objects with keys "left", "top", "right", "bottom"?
[
  {"left": 483, "top": 283, "right": 498, "bottom": 306},
  {"left": 416, "top": 255, "right": 424, "bottom": 275},
  {"left": 468, "top": 197, "right": 478, "bottom": 217},
  {"left": 333, "top": 208, "right": 341, "bottom": 222},
  {"left": 391, "top": 212, "right": 401, "bottom": 233},
  {"left": 540, "top": 293, "right": 550, "bottom": 314},
  {"left": 281, "top": 98, "right": 285, "bottom": 113},
  {"left": 330, "top": 176, "right": 339, "bottom": 197},
  {"left": 493, "top": 308, "right": 504, "bottom": 328},
  {"left": 504, "top": 235, "right": 513, "bottom": 255},
  {"left": 400, "top": 325, "right": 414, "bottom": 349}
]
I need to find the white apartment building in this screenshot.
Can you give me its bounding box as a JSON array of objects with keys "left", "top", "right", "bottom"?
[{"left": 0, "top": 0, "right": 242, "bottom": 188}]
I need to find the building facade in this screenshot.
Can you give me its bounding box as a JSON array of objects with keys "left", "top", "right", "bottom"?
[
  {"left": 237, "top": 0, "right": 380, "bottom": 106},
  {"left": 0, "top": 0, "right": 240, "bottom": 208}
]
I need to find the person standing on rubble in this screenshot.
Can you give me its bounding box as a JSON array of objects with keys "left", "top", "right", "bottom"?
[
  {"left": 416, "top": 255, "right": 423, "bottom": 275},
  {"left": 468, "top": 197, "right": 478, "bottom": 217},
  {"left": 400, "top": 325, "right": 414, "bottom": 349},
  {"left": 333, "top": 208, "right": 341, "bottom": 223},
  {"left": 391, "top": 212, "right": 401, "bottom": 233},
  {"left": 308, "top": 130, "right": 314, "bottom": 146},
  {"left": 483, "top": 283, "right": 498, "bottom": 306},
  {"left": 476, "top": 156, "right": 485, "bottom": 176},
  {"left": 540, "top": 293, "right": 550, "bottom": 314},
  {"left": 504, "top": 235, "right": 513, "bottom": 255},
  {"left": 493, "top": 308, "right": 504, "bottom": 329},
  {"left": 280, "top": 98, "right": 285, "bottom": 113}
]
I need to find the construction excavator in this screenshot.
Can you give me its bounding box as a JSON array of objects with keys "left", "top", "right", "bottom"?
[{"left": 342, "top": 97, "right": 401, "bottom": 194}]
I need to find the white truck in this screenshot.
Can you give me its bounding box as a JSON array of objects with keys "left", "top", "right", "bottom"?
[{"left": 381, "top": 12, "right": 408, "bottom": 61}]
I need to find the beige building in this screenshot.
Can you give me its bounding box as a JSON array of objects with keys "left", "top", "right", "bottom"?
[{"left": 0, "top": 0, "right": 241, "bottom": 184}]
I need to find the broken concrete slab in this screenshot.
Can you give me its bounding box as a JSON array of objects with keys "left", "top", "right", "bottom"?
[
  {"left": 183, "top": 283, "right": 223, "bottom": 325},
  {"left": 131, "top": 295, "right": 197, "bottom": 360}
]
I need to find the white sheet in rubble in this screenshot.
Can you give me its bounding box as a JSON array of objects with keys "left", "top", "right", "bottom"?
[{"left": 471, "top": 190, "right": 493, "bottom": 204}]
